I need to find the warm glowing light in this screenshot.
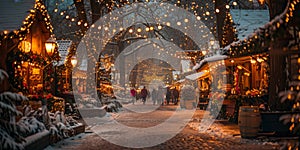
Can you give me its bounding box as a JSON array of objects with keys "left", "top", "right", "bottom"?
[
  {"left": 157, "top": 25, "right": 162, "bottom": 30},
  {"left": 18, "top": 41, "right": 31, "bottom": 53},
  {"left": 257, "top": 57, "right": 264, "bottom": 63},
  {"left": 215, "top": 9, "right": 220, "bottom": 13},
  {"left": 71, "top": 57, "right": 77, "bottom": 67},
  {"left": 137, "top": 28, "right": 142, "bottom": 32},
  {"left": 129, "top": 28, "right": 133, "bottom": 33},
  {"left": 145, "top": 27, "right": 150, "bottom": 32},
  {"left": 258, "top": 0, "right": 265, "bottom": 5},
  {"left": 237, "top": 65, "right": 243, "bottom": 70},
  {"left": 244, "top": 72, "right": 250, "bottom": 76},
  {"left": 45, "top": 36, "right": 57, "bottom": 56},
  {"left": 250, "top": 59, "right": 256, "bottom": 64}
]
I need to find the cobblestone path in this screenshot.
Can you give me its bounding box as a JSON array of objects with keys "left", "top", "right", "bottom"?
[{"left": 46, "top": 103, "right": 280, "bottom": 150}]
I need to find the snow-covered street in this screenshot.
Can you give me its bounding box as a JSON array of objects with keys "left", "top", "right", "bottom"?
[{"left": 45, "top": 100, "right": 280, "bottom": 150}]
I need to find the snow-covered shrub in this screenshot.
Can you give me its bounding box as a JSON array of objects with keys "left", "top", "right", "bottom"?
[
  {"left": 48, "top": 110, "right": 80, "bottom": 142},
  {"left": 0, "top": 69, "right": 28, "bottom": 150},
  {"left": 103, "top": 100, "right": 122, "bottom": 112},
  {"left": 16, "top": 116, "right": 46, "bottom": 137}
]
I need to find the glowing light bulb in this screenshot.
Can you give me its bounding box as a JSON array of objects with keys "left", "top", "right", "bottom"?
[
  {"left": 129, "top": 28, "right": 133, "bottom": 33},
  {"left": 145, "top": 27, "right": 150, "bottom": 32},
  {"left": 157, "top": 25, "right": 162, "bottom": 30},
  {"left": 137, "top": 28, "right": 142, "bottom": 32}
]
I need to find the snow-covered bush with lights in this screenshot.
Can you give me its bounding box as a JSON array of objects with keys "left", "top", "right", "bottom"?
[{"left": 279, "top": 80, "right": 300, "bottom": 135}]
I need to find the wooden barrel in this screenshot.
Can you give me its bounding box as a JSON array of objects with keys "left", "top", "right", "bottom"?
[{"left": 238, "top": 106, "right": 261, "bottom": 138}]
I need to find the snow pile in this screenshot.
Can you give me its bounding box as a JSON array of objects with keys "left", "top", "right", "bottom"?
[
  {"left": 188, "top": 122, "right": 238, "bottom": 140},
  {"left": 188, "top": 121, "right": 280, "bottom": 146}
]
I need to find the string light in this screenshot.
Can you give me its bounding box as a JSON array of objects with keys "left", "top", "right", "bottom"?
[
  {"left": 226, "top": 0, "right": 300, "bottom": 58},
  {"left": 0, "top": 0, "right": 53, "bottom": 41}
]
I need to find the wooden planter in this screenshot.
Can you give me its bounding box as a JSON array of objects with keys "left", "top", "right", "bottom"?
[
  {"left": 260, "top": 111, "right": 293, "bottom": 136},
  {"left": 24, "top": 130, "right": 50, "bottom": 150},
  {"left": 68, "top": 123, "right": 85, "bottom": 136},
  {"left": 238, "top": 106, "right": 261, "bottom": 138}
]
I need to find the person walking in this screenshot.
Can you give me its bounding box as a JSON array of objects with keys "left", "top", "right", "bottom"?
[
  {"left": 157, "top": 86, "right": 165, "bottom": 106},
  {"left": 141, "top": 86, "right": 148, "bottom": 105},
  {"left": 166, "top": 87, "right": 171, "bottom": 105},
  {"left": 130, "top": 87, "right": 137, "bottom": 104},
  {"left": 173, "top": 87, "right": 179, "bottom": 105},
  {"left": 152, "top": 88, "right": 157, "bottom": 105}
]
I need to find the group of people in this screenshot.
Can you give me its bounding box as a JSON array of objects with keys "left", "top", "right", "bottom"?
[
  {"left": 130, "top": 86, "right": 149, "bottom": 105},
  {"left": 129, "top": 86, "right": 180, "bottom": 105}
]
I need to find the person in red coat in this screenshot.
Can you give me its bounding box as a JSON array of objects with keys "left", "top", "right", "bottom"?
[{"left": 130, "top": 88, "right": 137, "bottom": 104}]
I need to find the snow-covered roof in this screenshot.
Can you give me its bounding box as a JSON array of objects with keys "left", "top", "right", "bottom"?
[
  {"left": 79, "top": 59, "right": 87, "bottom": 71},
  {"left": 185, "top": 72, "right": 204, "bottom": 80},
  {"left": 56, "top": 40, "right": 72, "bottom": 66},
  {"left": 230, "top": 9, "right": 270, "bottom": 40},
  {"left": 221, "top": 0, "right": 298, "bottom": 57},
  {"left": 192, "top": 55, "right": 228, "bottom": 70},
  {"left": 0, "top": 0, "right": 35, "bottom": 32}
]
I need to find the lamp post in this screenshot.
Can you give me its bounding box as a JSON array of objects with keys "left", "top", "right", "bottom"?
[
  {"left": 67, "top": 57, "right": 77, "bottom": 91},
  {"left": 45, "top": 36, "right": 58, "bottom": 95}
]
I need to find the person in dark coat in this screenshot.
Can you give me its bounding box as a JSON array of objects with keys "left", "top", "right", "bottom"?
[
  {"left": 172, "top": 87, "right": 179, "bottom": 105},
  {"left": 166, "top": 87, "right": 171, "bottom": 105},
  {"left": 141, "top": 86, "right": 148, "bottom": 104}
]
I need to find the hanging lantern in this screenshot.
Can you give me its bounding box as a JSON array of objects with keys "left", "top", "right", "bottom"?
[{"left": 45, "top": 36, "right": 57, "bottom": 56}]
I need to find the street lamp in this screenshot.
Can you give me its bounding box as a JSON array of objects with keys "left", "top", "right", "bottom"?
[
  {"left": 45, "top": 36, "right": 57, "bottom": 56},
  {"left": 44, "top": 36, "right": 58, "bottom": 95},
  {"left": 71, "top": 57, "right": 77, "bottom": 67},
  {"left": 67, "top": 57, "right": 77, "bottom": 92}
]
